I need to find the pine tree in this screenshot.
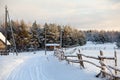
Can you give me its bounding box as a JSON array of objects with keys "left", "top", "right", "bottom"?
[{"left": 15, "top": 20, "right": 30, "bottom": 51}]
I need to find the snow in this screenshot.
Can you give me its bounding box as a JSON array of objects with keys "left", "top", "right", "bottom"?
[
  {"left": 63, "top": 42, "right": 120, "bottom": 76},
  {"left": 0, "top": 51, "right": 100, "bottom": 80},
  {"left": 0, "top": 32, "right": 11, "bottom": 45},
  {"left": 45, "top": 43, "right": 60, "bottom": 46},
  {"left": 0, "top": 42, "right": 120, "bottom": 80},
  {"left": 6, "top": 55, "right": 100, "bottom": 80}
]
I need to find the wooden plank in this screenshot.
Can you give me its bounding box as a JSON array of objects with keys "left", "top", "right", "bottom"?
[
  {"left": 99, "top": 60, "right": 120, "bottom": 80},
  {"left": 56, "top": 49, "right": 120, "bottom": 79},
  {"left": 66, "top": 54, "right": 115, "bottom": 60},
  {"left": 101, "top": 70, "right": 120, "bottom": 79},
  {"left": 80, "top": 54, "right": 99, "bottom": 60},
  {"left": 77, "top": 54, "right": 85, "bottom": 68},
  {"left": 98, "top": 56, "right": 115, "bottom": 60},
  {"left": 99, "top": 50, "right": 106, "bottom": 78},
  {"left": 101, "top": 70, "right": 113, "bottom": 77},
  {"left": 66, "top": 59, "right": 102, "bottom": 69},
  {"left": 64, "top": 55, "right": 77, "bottom": 57},
  {"left": 108, "top": 66, "right": 120, "bottom": 72}
]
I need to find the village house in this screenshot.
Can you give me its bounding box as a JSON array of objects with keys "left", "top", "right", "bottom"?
[
  {"left": 0, "top": 32, "right": 11, "bottom": 55},
  {"left": 45, "top": 43, "right": 60, "bottom": 50}
]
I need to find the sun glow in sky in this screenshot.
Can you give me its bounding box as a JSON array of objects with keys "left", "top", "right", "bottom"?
[{"left": 0, "top": 0, "right": 120, "bottom": 31}]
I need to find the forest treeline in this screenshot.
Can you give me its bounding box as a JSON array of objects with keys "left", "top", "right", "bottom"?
[
  {"left": 0, "top": 20, "right": 120, "bottom": 51},
  {"left": 0, "top": 20, "right": 86, "bottom": 51},
  {"left": 84, "top": 30, "right": 120, "bottom": 43},
  {"left": 84, "top": 30, "right": 120, "bottom": 48}
]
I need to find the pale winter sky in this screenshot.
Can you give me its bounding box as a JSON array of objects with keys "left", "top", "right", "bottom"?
[{"left": 0, "top": 0, "right": 120, "bottom": 31}]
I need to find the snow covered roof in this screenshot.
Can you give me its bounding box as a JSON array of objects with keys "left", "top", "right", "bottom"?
[
  {"left": 0, "top": 32, "right": 11, "bottom": 45},
  {"left": 45, "top": 43, "right": 60, "bottom": 46}
]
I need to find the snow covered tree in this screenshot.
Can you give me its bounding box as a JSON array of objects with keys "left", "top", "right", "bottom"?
[
  {"left": 15, "top": 20, "right": 30, "bottom": 51},
  {"left": 62, "top": 26, "right": 86, "bottom": 47},
  {"left": 30, "top": 21, "right": 43, "bottom": 49},
  {"left": 116, "top": 33, "right": 120, "bottom": 48},
  {"left": 78, "top": 31, "right": 86, "bottom": 46}
]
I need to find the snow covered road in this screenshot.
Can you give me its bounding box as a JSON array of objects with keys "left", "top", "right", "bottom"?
[
  {"left": 1, "top": 42, "right": 120, "bottom": 80},
  {"left": 6, "top": 53, "right": 100, "bottom": 80}
]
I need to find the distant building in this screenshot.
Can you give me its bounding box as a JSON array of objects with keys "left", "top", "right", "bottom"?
[
  {"left": 0, "top": 32, "right": 11, "bottom": 54},
  {"left": 45, "top": 43, "right": 60, "bottom": 50}
]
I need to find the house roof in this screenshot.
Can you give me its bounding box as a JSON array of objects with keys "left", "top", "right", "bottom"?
[
  {"left": 45, "top": 43, "right": 60, "bottom": 46},
  {"left": 0, "top": 32, "right": 11, "bottom": 45}
]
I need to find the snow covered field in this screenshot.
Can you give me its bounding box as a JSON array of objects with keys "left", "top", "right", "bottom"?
[
  {"left": 64, "top": 42, "right": 120, "bottom": 76},
  {"left": 0, "top": 42, "right": 120, "bottom": 80}
]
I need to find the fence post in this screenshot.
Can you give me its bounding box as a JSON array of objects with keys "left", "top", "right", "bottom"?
[
  {"left": 100, "top": 50, "right": 106, "bottom": 78},
  {"left": 77, "top": 54, "right": 85, "bottom": 68},
  {"left": 65, "top": 56, "right": 67, "bottom": 60},
  {"left": 114, "top": 51, "right": 117, "bottom": 75},
  {"left": 64, "top": 56, "right": 70, "bottom": 64},
  {"left": 54, "top": 49, "right": 57, "bottom": 56},
  {"left": 96, "top": 50, "right": 106, "bottom": 78}
]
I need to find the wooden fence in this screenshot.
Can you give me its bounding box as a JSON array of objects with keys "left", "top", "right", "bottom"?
[
  {"left": 54, "top": 48, "right": 120, "bottom": 80},
  {"left": 0, "top": 50, "right": 9, "bottom": 55}
]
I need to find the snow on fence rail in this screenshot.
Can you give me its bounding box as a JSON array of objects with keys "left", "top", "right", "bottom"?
[{"left": 54, "top": 48, "right": 120, "bottom": 80}]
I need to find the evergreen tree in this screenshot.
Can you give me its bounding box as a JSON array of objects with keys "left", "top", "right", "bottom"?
[
  {"left": 30, "top": 21, "right": 43, "bottom": 49},
  {"left": 116, "top": 33, "right": 120, "bottom": 48},
  {"left": 15, "top": 20, "right": 30, "bottom": 51}
]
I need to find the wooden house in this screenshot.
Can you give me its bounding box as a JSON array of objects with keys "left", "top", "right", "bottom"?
[
  {"left": 45, "top": 43, "right": 60, "bottom": 50},
  {"left": 0, "top": 32, "right": 11, "bottom": 54}
]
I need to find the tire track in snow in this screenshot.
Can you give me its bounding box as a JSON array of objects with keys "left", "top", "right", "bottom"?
[
  {"left": 7, "top": 55, "right": 101, "bottom": 80},
  {"left": 7, "top": 56, "right": 50, "bottom": 80}
]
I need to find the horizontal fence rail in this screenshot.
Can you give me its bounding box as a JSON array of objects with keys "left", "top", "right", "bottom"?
[{"left": 54, "top": 48, "right": 120, "bottom": 80}]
